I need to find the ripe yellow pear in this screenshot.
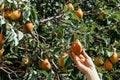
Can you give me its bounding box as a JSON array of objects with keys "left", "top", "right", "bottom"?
[
  {"left": 0, "top": 34, "right": 5, "bottom": 49},
  {"left": 58, "top": 53, "right": 67, "bottom": 67},
  {"left": 76, "top": 8, "right": 83, "bottom": 19},
  {"left": 67, "top": 2, "right": 74, "bottom": 11},
  {"left": 109, "top": 53, "right": 118, "bottom": 64},
  {"left": 41, "top": 59, "right": 51, "bottom": 71},
  {"left": 4, "top": 9, "right": 12, "bottom": 19},
  {"left": 22, "top": 57, "right": 30, "bottom": 65},
  {"left": 94, "top": 57, "right": 103, "bottom": 67},
  {"left": 23, "top": 22, "right": 34, "bottom": 33},
  {"left": 0, "top": 3, "right": 5, "bottom": 12},
  {"left": 0, "top": 48, "right": 4, "bottom": 58},
  {"left": 71, "top": 39, "right": 83, "bottom": 55},
  {"left": 11, "top": 9, "right": 21, "bottom": 21},
  {"left": 104, "top": 59, "right": 113, "bottom": 70}
]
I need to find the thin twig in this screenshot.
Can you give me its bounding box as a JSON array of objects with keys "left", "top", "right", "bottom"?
[
  {"left": 8, "top": 74, "right": 12, "bottom": 80},
  {"left": 39, "top": 14, "right": 65, "bottom": 24},
  {"left": 18, "top": 47, "right": 32, "bottom": 52},
  {"left": 51, "top": 59, "right": 61, "bottom": 80},
  {"left": 0, "top": 64, "right": 19, "bottom": 79},
  {"left": 51, "top": 59, "right": 59, "bottom": 70},
  {"left": 0, "top": 67, "right": 13, "bottom": 80},
  {"left": 5, "top": 67, "right": 18, "bottom": 78},
  {"left": 0, "top": 67, "right": 10, "bottom": 74}
]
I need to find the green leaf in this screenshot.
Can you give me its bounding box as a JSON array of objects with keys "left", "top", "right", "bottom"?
[
  {"left": 64, "top": 56, "right": 72, "bottom": 67},
  {"left": 22, "top": 9, "right": 31, "bottom": 21},
  {"left": 6, "top": 29, "right": 19, "bottom": 46},
  {"left": 17, "top": 31, "right": 24, "bottom": 41},
  {"left": 39, "top": 70, "right": 49, "bottom": 78},
  {"left": 30, "top": 5, "right": 38, "bottom": 22},
  {"left": 106, "top": 51, "right": 113, "bottom": 57},
  {"left": 71, "top": 12, "right": 81, "bottom": 22},
  {"left": 63, "top": 4, "right": 68, "bottom": 12},
  {"left": 7, "top": 0, "right": 13, "bottom": 3},
  {"left": 0, "top": 15, "right": 5, "bottom": 25},
  {"left": 0, "top": 0, "right": 4, "bottom": 4}
]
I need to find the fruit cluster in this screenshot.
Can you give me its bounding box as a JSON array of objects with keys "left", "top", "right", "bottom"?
[
  {"left": 0, "top": 3, "right": 34, "bottom": 34},
  {"left": 0, "top": 2, "right": 35, "bottom": 59},
  {"left": 67, "top": 2, "right": 83, "bottom": 19},
  {"left": 36, "top": 39, "right": 82, "bottom": 71},
  {"left": 94, "top": 52, "right": 119, "bottom": 71},
  {"left": 104, "top": 53, "right": 118, "bottom": 70}
]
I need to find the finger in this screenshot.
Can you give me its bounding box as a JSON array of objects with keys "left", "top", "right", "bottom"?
[
  {"left": 71, "top": 53, "right": 81, "bottom": 64},
  {"left": 69, "top": 51, "right": 85, "bottom": 63},
  {"left": 71, "top": 52, "right": 88, "bottom": 74},
  {"left": 81, "top": 49, "right": 90, "bottom": 59},
  {"left": 78, "top": 54, "right": 85, "bottom": 62},
  {"left": 78, "top": 54, "right": 85, "bottom": 59}
]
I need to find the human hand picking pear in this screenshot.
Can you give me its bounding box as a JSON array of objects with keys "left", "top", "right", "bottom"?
[{"left": 69, "top": 39, "right": 100, "bottom": 80}]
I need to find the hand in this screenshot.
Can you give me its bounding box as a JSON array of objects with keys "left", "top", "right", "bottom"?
[{"left": 69, "top": 50, "right": 100, "bottom": 80}]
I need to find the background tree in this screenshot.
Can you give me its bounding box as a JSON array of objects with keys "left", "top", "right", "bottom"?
[{"left": 0, "top": 0, "right": 120, "bottom": 80}]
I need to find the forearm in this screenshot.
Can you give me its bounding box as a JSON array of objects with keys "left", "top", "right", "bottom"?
[
  {"left": 86, "top": 68, "right": 100, "bottom": 80},
  {"left": 92, "top": 68, "right": 100, "bottom": 80}
]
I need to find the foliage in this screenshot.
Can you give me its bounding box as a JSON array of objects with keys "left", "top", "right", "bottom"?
[{"left": 0, "top": 0, "right": 120, "bottom": 80}]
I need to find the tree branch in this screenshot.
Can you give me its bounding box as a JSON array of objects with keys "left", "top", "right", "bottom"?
[
  {"left": 18, "top": 47, "right": 32, "bottom": 52},
  {"left": 39, "top": 14, "right": 65, "bottom": 24},
  {"left": 0, "top": 66, "right": 18, "bottom": 80}
]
